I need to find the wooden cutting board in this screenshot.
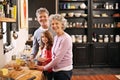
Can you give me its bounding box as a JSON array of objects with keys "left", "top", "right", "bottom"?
[
  {"left": 0, "top": 67, "right": 45, "bottom": 80},
  {"left": 8, "top": 69, "right": 45, "bottom": 80}
]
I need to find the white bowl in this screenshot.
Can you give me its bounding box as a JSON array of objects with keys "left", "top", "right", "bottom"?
[
  {"left": 74, "top": 13, "right": 81, "bottom": 17},
  {"left": 81, "top": 14, "right": 87, "bottom": 17},
  {"left": 61, "top": 13, "right": 66, "bottom": 17},
  {"left": 68, "top": 12, "right": 74, "bottom": 17}
]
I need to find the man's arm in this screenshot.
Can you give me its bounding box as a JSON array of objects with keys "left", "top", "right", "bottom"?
[{"left": 31, "top": 34, "right": 39, "bottom": 59}]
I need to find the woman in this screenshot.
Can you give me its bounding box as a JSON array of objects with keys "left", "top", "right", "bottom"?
[
  {"left": 37, "top": 30, "right": 53, "bottom": 80},
  {"left": 36, "top": 14, "right": 73, "bottom": 80}
]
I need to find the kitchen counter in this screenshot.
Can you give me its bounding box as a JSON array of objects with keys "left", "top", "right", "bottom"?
[
  {"left": 8, "top": 68, "right": 45, "bottom": 80},
  {"left": 0, "top": 60, "right": 45, "bottom": 80}
]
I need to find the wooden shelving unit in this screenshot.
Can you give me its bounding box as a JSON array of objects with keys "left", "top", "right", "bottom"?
[
  {"left": 0, "top": 18, "right": 16, "bottom": 39},
  {"left": 57, "top": 0, "right": 120, "bottom": 68}
]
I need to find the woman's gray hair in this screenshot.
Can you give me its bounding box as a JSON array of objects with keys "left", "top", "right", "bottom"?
[
  {"left": 36, "top": 7, "right": 49, "bottom": 17},
  {"left": 49, "top": 14, "right": 68, "bottom": 30}
]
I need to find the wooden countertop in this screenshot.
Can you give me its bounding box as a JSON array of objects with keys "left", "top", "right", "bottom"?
[
  {"left": 8, "top": 68, "right": 45, "bottom": 80},
  {"left": 0, "top": 17, "right": 16, "bottom": 22},
  {"left": 0, "top": 68, "right": 45, "bottom": 80},
  {"left": 0, "top": 60, "right": 45, "bottom": 80}
]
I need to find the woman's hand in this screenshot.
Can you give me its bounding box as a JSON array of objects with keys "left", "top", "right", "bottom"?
[{"left": 35, "top": 65, "right": 44, "bottom": 71}]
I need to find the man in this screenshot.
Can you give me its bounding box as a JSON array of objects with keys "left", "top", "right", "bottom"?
[{"left": 31, "top": 7, "right": 53, "bottom": 59}]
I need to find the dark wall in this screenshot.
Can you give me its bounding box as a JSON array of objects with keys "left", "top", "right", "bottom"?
[
  {"left": 28, "top": 0, "right": 56, "bottom": 17},
  {"left": 28, "top": 0, "right": 56, "bottom": 35}
]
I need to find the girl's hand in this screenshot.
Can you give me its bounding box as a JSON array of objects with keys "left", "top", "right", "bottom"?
[{"left": 37, "top": 57, "right": 47, "bottom": 62}]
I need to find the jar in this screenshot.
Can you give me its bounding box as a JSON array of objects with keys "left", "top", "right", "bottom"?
[
  {"left": 105, "top": 2, "right": 109, "bottom": 9},
  {"left": 104, "top": 35, "right": 109, "bottom": 43},
  {"left": 71, "top": 35, "right": 76, "bottom": 43},
  {"left": 98, "top": 35, "right": 103, "bottom": 43},
  {"left": 94, "top": 23, "right": 97, "bottom": 28},
  {"left": 108, "top": 4, "right": 114, "bottom": 9},
  {"left": 97, "top": 23, "right": 100, "bottom": 28},
  {"left": 110, "top": 24, "right": 114, "bottom": 28},
  {"left": 101, "top": 23, "right": 104, "bottom": 28},
  {"left": 69, "top": 22, "right": 73, "bottom": 28},
  {"left": 109, "top": 35, "right": 114, "bottom": 42},
  {"left": 76, "top": 22, "right": 80, "bottom": 28},
  {"left": 72, "top": 23, "right": 76, "bottom": 28},
  {"left": 67, "top": 3, "right": 71, "bottom": 9},
  {"left": 83, "top": 35, "right": 87, "bottom": 43},
  {"left": 63, "top": 3, "right": 67, "bottom": 9},
  {"left": 115, "top": 3, "right": 119, "bottom": 9},
  {"left": 76, "top": 35, "right": 79, "bottom": 43},
  {"left": 115, "top": 35, "right": 120, "bottom": 42},
  {"left": 84, "top": 22, "right": 87, "bottom": 28},
  {"left": 12, "top": 55, "right": 16, "bottom": 60},
  {"left": 76, "top": 35, "right": 82, "bottom": 43}
]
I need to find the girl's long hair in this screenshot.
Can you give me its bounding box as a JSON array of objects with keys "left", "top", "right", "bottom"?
[{"left": 41, "top": 30, "right": 53, "bottom": 50}]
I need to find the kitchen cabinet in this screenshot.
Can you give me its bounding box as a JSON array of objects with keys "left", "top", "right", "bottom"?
[
  {"left": 57, "top": 0, "right": 120, "bottom": 68},
  {"left": 73, "top": 43, "right": 90, "bottom": 68},
  {"left": 91, "top": 43, "right": 108, "bottom": 67},
  {"left": 91, "top": 0, "right": 120, "bottom": 67},
  {"left": 108, "top": 43, "right": 120, "bottom": 67}
]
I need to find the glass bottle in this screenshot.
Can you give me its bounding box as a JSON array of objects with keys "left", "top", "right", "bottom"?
[
  {"left": 76, "top": 35, "right": 79, "bottom": 43},
  {"left": 92, "top": 33, "right": 97, "bottom": 42},
  {"left": 98, "top": 35, "right": 103, "bottom": 43},
  {"left": 115, "top": 35, "right": 120, "bottom": 42},
  {"left": 69, "top": 22, "right": 73, "bottom": 28},
  {"left": 84, "top": 21, "right": 87, "bottom": 28},
  {"left": 94, "top": 23, "right": 97, "bottom": 28},
  {"left": 83, "top": 35, "right": 87, "bottom": 43},
  {"left": 105, "top": 2, "right": 109, "bottom": 9},
  {"left": 104, "top": 35, "right": 109, "bottom": 43},
  {"left": 109, "top": 35, "right": 114, "bottom": 42},
  {"left": 110, "top": 23, "right": 114, "bottom": 28},
  {"left": 115, "top": 3, "right": 119, "bottom": 9},
  {"left": 71, "top": 35, "right": 76, "bottom": 43},
  {"left": 79, "top": 35, "right": 83, "bottom": 43},
  {"left": 76, "top": 35, "right": 82, "bottom": 43},
  {"left": 6, "top": 1, "right": 10, "bottom": 15}
]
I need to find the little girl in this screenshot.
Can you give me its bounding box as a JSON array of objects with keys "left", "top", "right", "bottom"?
[{"left": 37, "top": 30, "right": 53, "bottom": 80}]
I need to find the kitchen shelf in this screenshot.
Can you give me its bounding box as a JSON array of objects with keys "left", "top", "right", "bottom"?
[
  {"left": 93, "top": 9, "right": 120, "bottom": 11},
  {"left": 58, "top": 0, "right": 120, "bottom": 68},
  {"left": 65, "top": 16, "right": 88, "bottom": 19},
  {"left": 59, "top": 8, "right": 88, "bottom": 10},
  {"left": 0, "top": 18, "right": 16, "bottom": 22},
  {"left": 93, "top": 0, "right": 120, "bottom": 3},
  {"left": 59, "top": 0, "right": 87, "bottom": 3},
  {"left": 0, "top": 17, "right": 15, "bottom": 39},
  {"left": 93, "top": 17, "right": 120, "bottom": 18}
]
